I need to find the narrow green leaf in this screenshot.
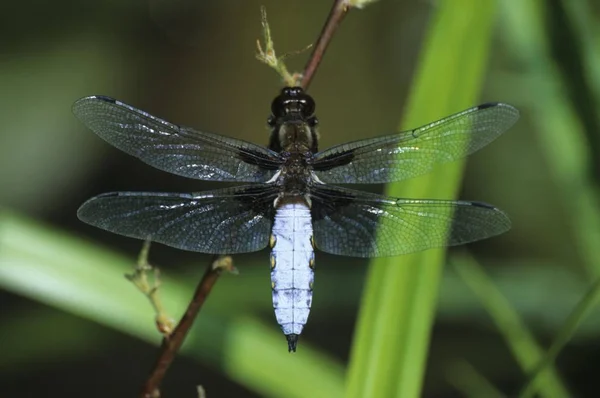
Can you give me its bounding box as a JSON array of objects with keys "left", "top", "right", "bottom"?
[
  {"left": 452, "top": 254, "right": 569, "bottom": 398},
  {"left": 519, "top": 277, "right": 600, "bottom": 398},
  {"left": 500, "top": 0, "right": 600, "bottom": 278},
  {"left": 345, "top": 2, "right": 499, "bottom": 398},
  {"left": 445, "top": 359, "right": 505, "bottom": 398}
]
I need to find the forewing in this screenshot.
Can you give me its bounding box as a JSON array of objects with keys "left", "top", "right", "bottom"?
[
  {"left": 311, "top": 103, "right": 519, "bottom": 184},
  {"left": 73, "top": 96, "right": 284, "bottom": 182},
  {"left": 311, "top": 185, "right": 510, "bottom": 257},
  {"left": 77, "top": 185, "right": 278, "bottom": 254}
]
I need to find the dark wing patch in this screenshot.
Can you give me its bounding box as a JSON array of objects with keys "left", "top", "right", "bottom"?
[
  {"left": 73, "top": 96, "right": 284, "bottom": 182},
  {"left": 310, "top": 185, "right": 510, "bottom": 257},
  {"left": 77, "top": 184, "right": 278, "bottom": 254},
  {"left": 311, "top": 103, "right": 519, "bottom": 184}
]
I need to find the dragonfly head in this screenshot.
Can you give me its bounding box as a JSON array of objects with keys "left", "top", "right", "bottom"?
[
  {"left": 270, "top": 87, "right": 316, "bottom": 122},
  {"left": 268, "top": 87, "right": 319, "bottom": 153}
]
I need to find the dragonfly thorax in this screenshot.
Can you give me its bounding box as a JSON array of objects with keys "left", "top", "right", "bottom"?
[{"left": 275, "top": 150, "right": 313, "bottom": 195}]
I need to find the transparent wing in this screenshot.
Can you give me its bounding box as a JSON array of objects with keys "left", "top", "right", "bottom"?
[
  {"left": 311, "top": 103, "right": 519, "bottom": 184},
  {"left": 73, "top": 96, "right": 284, "bottom": 182},
  {"left": 77, "top": 185, "right": 278, "bottom": 254},
  {"left": 310, "top": 185, "right": 510, "bottom": 257}
]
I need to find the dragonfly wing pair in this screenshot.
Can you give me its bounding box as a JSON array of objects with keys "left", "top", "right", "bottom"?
[
  {"left": 74, "top": 91, "right": 518, "bottom": 351},
  {"left": 75, "top": 96, "right": 517, "bottom": 258}
]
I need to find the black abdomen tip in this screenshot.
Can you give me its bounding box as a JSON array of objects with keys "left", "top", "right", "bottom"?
[{"left": 287, "top": 334, "right": 299, "bottom": 352}]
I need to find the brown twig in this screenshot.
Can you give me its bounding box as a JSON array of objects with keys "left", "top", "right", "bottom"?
[
  {"left": 139, "top": 256, "right": 234, "bottom": 398},
  {"left": 300, "top": 0, "right": 351, "bottom": 90}
]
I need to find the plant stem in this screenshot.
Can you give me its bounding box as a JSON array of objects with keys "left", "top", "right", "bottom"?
[
  {"left": 139, "top": 256, "right": 234, "bottom": 398},
  {"left": 300, "top": 0, "right": 350, "bottom": 90}
]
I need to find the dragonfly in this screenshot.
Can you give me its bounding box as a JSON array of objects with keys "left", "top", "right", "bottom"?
[{"left": 74, "top": 87, "right": 519, "bottom": 352}]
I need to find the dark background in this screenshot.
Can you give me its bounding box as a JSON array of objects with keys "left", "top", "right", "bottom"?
[{"left": 1, "top": 1, "right": 600, "bottom": 397}]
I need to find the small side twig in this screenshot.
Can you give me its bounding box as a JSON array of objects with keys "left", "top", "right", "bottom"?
[
  {"left": 256, "top": 6, "right": 303, "bottom": 87},
  {"left": 257, "top": 0, "right": 378, "bottom": 89},
  {"left": 139, "top": 255, "right": 235, "bottom": 398},
  {"left": 126, "top": 241, "right": 175, "bottom": 335}
]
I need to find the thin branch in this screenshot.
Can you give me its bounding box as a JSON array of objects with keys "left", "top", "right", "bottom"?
[
  {"left": 139, "top": 255, "right": 235, "bottom": 398},
  {"left": 300, "top": 0, "right": 351, "bottom": 90}
]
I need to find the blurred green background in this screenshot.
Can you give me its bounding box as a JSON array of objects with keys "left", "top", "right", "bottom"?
[{"left": 1, "top": 0, "right": 600, "bottom": 397}]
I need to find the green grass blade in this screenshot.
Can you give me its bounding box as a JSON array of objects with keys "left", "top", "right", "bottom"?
[
  {"left": 451, "top": 254, "right": 569, "bottom": 398},
  {"left": 444, "top": 359, "right": 505, "bottom": 398},
  {"left": 519, "top": 277, "right": 600, "bottom": 398},
  {"left": 559, "top": 0, "right": 600, "bottom": 98},
  {"left": 345, "top": 2, "right": 499, "bottom": 397},
  {"left": 500, "top": 0, "right": 600, "bottom": 278}
]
